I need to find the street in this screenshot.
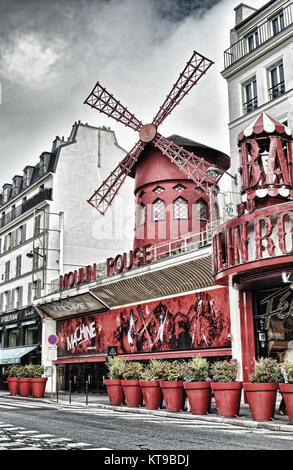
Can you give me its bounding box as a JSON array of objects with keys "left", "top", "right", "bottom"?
[{"left": 0, "top": 397, "right": 292, "bottom": 452}]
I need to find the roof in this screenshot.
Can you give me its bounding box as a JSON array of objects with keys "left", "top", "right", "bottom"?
[{"left": 238, "top": 112, "right": 293, "bottom": 143}]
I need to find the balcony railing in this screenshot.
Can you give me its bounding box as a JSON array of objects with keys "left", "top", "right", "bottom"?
[
  {"left": 269, "top": 81, "right": 286, "bottom": 99},
  {"left": 243, "top": 96, "right": 258, "bottom": 114},
  {"left": 224, "top": 1, "right": 293, "bottom": 69},
  {"left": 0, "top": 188, "right": 52, "bottom": 230}
]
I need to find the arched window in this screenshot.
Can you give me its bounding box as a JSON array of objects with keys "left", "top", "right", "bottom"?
[
  {"left": 174, "top": 196, "right": 188, "bottom": 219},
  {"left": 196, "top": 198, "right": 208, "bottom": 221},
  {"left": 152, "top": 198, "right": 165, "bottom": 221},
  {"left": 137, "top": 203, "right": 145, "bottom": 226}
]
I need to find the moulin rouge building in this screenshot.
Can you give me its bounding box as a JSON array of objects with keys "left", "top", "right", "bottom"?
[{"left": 35, "top": 14, "right": 293, "bottom": 393}]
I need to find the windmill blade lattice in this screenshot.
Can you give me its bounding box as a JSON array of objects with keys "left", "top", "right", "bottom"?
[{"left": 84, "top": 50, "right": 219, "bottom": 215}]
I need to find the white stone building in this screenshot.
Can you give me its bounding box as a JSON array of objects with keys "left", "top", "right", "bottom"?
[
  {"left": 222, "top": 0, "right": 293, "bottom": 197},
  {"left": 0, "top": 121, "right": 134, "bottom": 388}
]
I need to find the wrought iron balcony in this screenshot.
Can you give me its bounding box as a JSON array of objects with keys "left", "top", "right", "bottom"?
[
  {"left": 0, "top": 188, "right": 52, "bottom": 230},
  {"left": 243, "top": 97, "right": 258, "bottom": 114},
  {"left": 269, "top": 81, "right": 286, "bottom": 99},
  {"left": 224, "top": 1, "right": 293, "bottom": 69}
]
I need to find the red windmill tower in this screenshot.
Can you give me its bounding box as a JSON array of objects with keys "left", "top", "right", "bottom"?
[{"left": 84, "top": 51, "right": 230, "bottom": 250}]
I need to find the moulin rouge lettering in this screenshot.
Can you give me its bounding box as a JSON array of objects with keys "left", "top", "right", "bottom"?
[
  {"left": 107, "top": 244, "right": 152, "bottom": 276},
  {"left": 66, "top": 321, "right": 96, "bottom": 351},
  {"left": 213, "top": 207, "right": 293, "bottom": 274}
]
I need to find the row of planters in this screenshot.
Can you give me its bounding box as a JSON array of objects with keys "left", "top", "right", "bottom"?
[
  {"left": 7, "top": 364, "right": 47, "bottom": 398},
  {"left": 104, "top": 356, "right": 293, "bottom": 424}
]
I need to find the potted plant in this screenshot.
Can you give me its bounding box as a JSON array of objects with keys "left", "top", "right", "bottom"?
[
  {"left": 7, "top": 364, "right": 22, "bottom": 396},
  {"left": 29, "top": 364, "right": 47, "bottom": 398},
  {"left": 18, "top": 365, "right": 32, "bottom": 397},
  {"left": 160, "top": 360, "right": 188, "bottom": 413},
  {"left": 121, "top": 361, "right": 144, "bottom": 407},
  {"left": 280, "top": 360, "right": 293, "bottom": 424},
  {"left": 211, "top": 359, "right": 242, "bottom": 418},
  {"left": 139, "top": 359, "right": 164, "bottom": 410},
  {"left": 243, "top": 357, "right": 281, "bottom": 422},
  {"left": 104, "top": 357, "right": 126, "bottom": 406},
  {"left": 183, "top": 357, "right": 212, "bottom": 415}
]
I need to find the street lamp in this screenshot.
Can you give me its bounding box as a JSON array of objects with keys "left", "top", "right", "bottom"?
[{"left": 207, "top": 166, "right": 238, "bottom": 185}]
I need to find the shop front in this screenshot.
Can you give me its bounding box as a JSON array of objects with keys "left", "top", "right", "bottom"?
[
  {"left": 0, "top": 306, "right": 42, "bottom": 389},
  {"left": 213, "top": 113, "right": 293, "bottom": 380},
  {"left": 36, "top": 245, "right": 233, "bottom": 394}
]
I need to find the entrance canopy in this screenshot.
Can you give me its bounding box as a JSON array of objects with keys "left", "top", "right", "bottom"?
[{"left": 0, "top": 345, "right": 39, "bottom": 365}]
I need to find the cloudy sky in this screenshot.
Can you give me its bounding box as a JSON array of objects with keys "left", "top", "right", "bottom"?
[{"left": 0, "top": 0, "right": 267, "bottom": 187}]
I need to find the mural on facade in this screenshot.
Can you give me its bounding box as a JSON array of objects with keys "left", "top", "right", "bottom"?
[{"left": 56, "top": 288, "right": 231, "bottom": 357}]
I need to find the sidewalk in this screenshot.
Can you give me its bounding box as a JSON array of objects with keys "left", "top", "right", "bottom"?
[{"left": 0, "top": 389, "right": 293, "bottom": 433}]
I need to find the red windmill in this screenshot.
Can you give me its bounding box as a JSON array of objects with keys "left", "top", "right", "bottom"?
[{"left": 84, "top": 50, "right": 230, "bottom": 249}]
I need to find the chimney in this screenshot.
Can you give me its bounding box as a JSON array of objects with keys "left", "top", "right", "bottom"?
[{"left": 234, "top": 3, "right": 257, "bottom": 26}]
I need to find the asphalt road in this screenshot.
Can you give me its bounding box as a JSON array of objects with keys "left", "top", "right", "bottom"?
[{"left": 0, "top": 398, "right": 292, "bottom": 453}]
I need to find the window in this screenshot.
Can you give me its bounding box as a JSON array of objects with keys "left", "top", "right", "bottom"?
[
  {"left": 8, "top": 327, "right": 19, "bottom": 347},
  {"left": 247, "top": 30, "right": 259, "bottom": 52},
  {"left": 269, "top": 63, "right": 285, "bottom": 100},
  {"left": 271, "top": 12, "right": 285, "bottom": 35},
  {"left": 4, "top": 261, "right": 10, "bottom": 281},
  {"left": 16, "top": 255, "right": 22, "bottom": 277},
  {"left": 153, "top": 186, "right": 164, "bottom": 195},
  {"left": 152, "top": 199, "right": 165, "bottom": 221},
  {"left": 24, "top": 324, "right": 38, "bottom": 345},
  {"left": 34, "top": 214, "right": 42, "bottom": 235},
  {"left": 33, "top": 247, "right": 40, "bottom": 270},
  {"left": 196, "top": 199, "right": 208, "bottom": 221},
  {"left": 243, "top": 79, "right": 258, "bottom": 113},
  {"left": 174, "top": 184, "right": 186, "bottom": 193},
  {"left": 137, "top": 203, "right": 145, "bottom": 226},
  {"left": 15, "top": 287, "right": 23, "bottom": 309},
  {"left": 174, "top": 197, "right": 188, "bottom": 219}
]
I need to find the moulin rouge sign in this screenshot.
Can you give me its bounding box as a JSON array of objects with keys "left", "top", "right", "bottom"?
[
  {"left": 59, "top": 244, "right": 152, "bottom": 291},
  {"left": 213, "top": 117, "right": 293, "bottom": 279}
]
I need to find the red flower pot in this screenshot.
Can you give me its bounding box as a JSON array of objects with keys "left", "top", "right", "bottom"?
[
  {"left": 211, "top": 381, "right": 243, "bottom": 418},
  {"left": 160, "top": 381, "right": 185, "bottom": 412},
  {"left": 121, "top": 380, "right": 143, "bottom": 407},
  {"left": 183, "top": 381, "right": 212, "bottom": 415},
  {"left": 243, "top": 382, "right": 278, "bottom": 421},
  {"left": 7, "top": 377, "right": 19, "bottom": 396},
  {"left": 140, "top": 380, "right": 163, "bottom": 410},
  {"left": 105, "top": 379, "right": 125, "bottom": 406},
  {"left": 279, "top": 383, "right": 293, "bottom": 424},
  {"left": 31, "top": 378, "right": 48, "bottom": 398},
  {"left": 19, "top": 378, "right": 31, "bottom": 397}
]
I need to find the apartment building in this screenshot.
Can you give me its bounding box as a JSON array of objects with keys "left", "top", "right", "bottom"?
[
  {"left": 222, "top": 0, "right": 293, "bottom": 199},
  {"left": 0, "top": 122, "right": 134, "bottom": 387}
]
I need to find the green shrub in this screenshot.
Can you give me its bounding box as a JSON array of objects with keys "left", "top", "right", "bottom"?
[
  {"left": 7, "top": 364, "right": 22, "bottom": 378},
  {"left": 106, "top": 357, "right": 127, "bottom": 379},
  {"left": 185, "top": 357, "right": 210, "bottom": 382},
  {"left": 249, "top": 358, "right": 281, "bottom": 383},
  {"left": 211, "top": 359, "right": 238, "bottom": 383},
  {"left": 141, "top": 359, "right": 166, "bottom": 381},
  {"left": 164, "top": 360, "right": 189, "bottom": 381},
  {"left": 121, "top": 361, "right": 144, "bottom": 380},
  {"left": 281, "top": 360, "right": 293, "bottom": 384}
]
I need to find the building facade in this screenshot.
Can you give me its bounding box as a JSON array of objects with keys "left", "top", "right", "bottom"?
[
  {"left": 35, "top": 132, "right": 232, "bottom": 394},
  {"left": 0, "top": 122, "right": 134, "bottom": 388},
  {"left": 216, "top": 0, "right": 293, "bottom": 382}
]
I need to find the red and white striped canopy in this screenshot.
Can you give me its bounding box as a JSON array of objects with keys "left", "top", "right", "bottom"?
[{"left": 238, "top": 112, "right": 292, "bottom": 142}]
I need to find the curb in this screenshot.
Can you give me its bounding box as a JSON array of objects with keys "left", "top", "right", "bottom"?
[{"left": 2, "top": 394, "right": 293, "bottom": 433}]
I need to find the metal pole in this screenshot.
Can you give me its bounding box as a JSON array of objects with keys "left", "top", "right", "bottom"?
[
  {"left": 56, "top": 386, "right": 58, "bottom": 403},
  {"left": 85, "top": 380, "right": 88, "bottom": 406},
  {"left": 69, "top": 380, "right": 72, "bottom": 404}
]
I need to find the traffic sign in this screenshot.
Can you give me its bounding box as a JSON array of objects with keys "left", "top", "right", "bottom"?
[
  {"left": 107, "top": 346, "right": 118, "bottom": 357},
  {"left": 48, "top": 334, "right": 58, "bottom": 346}
]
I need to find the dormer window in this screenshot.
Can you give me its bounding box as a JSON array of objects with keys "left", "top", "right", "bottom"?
[
  {"left": 153, "top": 186, "right": 164, "bottom": 195},
  {"left": 2, "top": 185, "right": 11, "bottom": 204},
  {"left": 23, "top": 166, "right": 34, "bottom": 188},
  {"left": 39, "top": 153, "right": 50, "bottom": 176}
]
